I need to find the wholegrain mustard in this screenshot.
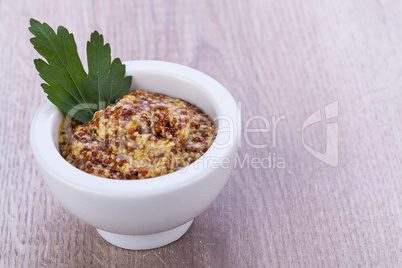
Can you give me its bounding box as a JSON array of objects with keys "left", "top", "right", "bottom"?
[{"left": 58, "top": 90, "right": 217, "bottom": 180}]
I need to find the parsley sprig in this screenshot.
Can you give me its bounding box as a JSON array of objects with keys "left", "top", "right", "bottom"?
[{"left": 29, "top": 18, "right": 132, "bottom": 123}]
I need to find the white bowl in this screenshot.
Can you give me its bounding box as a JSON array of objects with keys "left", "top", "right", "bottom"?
[{"left": 30, "top": 60, "right": 240, "bottom": 250}]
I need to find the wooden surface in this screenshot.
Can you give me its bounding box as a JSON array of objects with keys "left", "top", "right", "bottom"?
[{"left": 1, "top": 0, "right": 401, "bottom": 267}]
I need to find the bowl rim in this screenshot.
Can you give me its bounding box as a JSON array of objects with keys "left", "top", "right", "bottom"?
[{"left": 30, "top": 60, "right": 240, "bottom": 197}]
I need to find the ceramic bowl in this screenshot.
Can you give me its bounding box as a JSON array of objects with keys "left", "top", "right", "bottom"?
[{"left": 30, "top": 60, "right": 240, "bottom": 250}]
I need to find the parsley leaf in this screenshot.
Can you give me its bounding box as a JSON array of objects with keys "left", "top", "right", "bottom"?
[{"left": 29, "top": 18, "right": 132, "bottom": 123}]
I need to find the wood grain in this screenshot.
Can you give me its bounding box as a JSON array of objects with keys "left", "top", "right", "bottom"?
[{"left": 1, "top": 0, "right": 401, "bottom": 267}]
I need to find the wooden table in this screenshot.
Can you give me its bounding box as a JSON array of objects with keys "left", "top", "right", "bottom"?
[{"left": 1, "top": 0, "right": 400, "bottom": 267}]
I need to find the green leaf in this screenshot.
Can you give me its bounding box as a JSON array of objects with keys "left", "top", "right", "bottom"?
[
  {"left": 29, "top": 18, "right": 132, "bottom": 123},
  {"left": 85, "top": 31, "right": 132, "bottom": 111}
]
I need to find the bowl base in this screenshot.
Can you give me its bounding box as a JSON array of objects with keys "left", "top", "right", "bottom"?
[{"left": 96, "top": 219, "right": 194, "bottom": 250}]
